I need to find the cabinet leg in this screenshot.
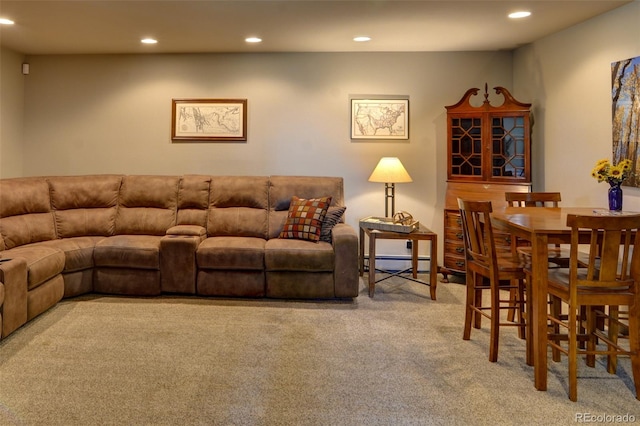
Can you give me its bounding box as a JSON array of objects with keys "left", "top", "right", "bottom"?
[{"left": 439, "top": 267, "right": 450, "bottom": 283}]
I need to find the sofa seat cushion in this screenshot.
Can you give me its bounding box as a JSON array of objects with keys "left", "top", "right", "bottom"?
[
  {"left": 94, "top": 235, "right": 161, "bottom": 270},
  {"left": 197, "top": 237, "right": 265, "bottom": 270},
  {"left": 2, "top": 244, "right": 65, "bottom": 290},
  {"left": 39, "top": 236, "right": 104, "bottom": 272},
  {"left": 265, "top": 239, "right": 334, "bottom": 272}
]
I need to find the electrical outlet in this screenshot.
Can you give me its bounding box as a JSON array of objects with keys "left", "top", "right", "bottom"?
[{"left": 406, "top": 240, "right": 412, "bottom": 249}]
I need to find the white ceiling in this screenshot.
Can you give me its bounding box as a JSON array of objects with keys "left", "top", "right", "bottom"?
[{"left": 0, "top": 0, "right": 633, "bottom": 55}]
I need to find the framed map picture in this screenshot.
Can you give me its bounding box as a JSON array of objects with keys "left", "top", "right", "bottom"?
[
  {"left": 351, "top": 98, "right": 409, "bottom": 140},
  {"left": 172, "top": 99, "right": 247, "bottom": 142}
]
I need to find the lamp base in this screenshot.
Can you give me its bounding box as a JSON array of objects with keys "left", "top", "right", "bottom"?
[{"left": 384, "top": 183, "right": 396, "bottom": 217}]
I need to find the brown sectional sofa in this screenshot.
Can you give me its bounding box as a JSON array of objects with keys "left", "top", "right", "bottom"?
[{"left": 0, "top": 175, "right": 359, "bottom": 340}]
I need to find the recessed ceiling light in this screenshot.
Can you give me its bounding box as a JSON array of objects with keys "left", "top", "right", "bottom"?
[
  {"left": 0, "top": 18, "right": 15, "bottom": 25},
  {"left": 141, "top": 38, "right": 158, "bottom": 44},
  {"left": 245, "top": 37, "right": 262, "bottom": 43},
  {"left": 508, "top": 11, "right": 531, "bottom": 19},
  {"left": 353, "top": 36, "right": 371, "bottom": 42}
]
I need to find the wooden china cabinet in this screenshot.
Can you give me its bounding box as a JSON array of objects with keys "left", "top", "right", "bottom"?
[{"left": 442, "top": 84, "right": 532, "bottom": 281}]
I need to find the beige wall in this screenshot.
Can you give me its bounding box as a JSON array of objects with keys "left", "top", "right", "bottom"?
[
  {"left": 0, "top": 46, "right": 25, "bottom": 178},
  {"left": 7, "top": 1, "right": 637, "bottom": 262},
  {"left": 514, "top": 1, "right": 640, "bottom": 210},
  {"left": 17, "top": 51, "right": 513, "bottom": 261}
]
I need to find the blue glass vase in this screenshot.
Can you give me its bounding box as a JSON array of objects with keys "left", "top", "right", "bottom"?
[{"left": 608, "top": 181, "right": 623, "bottom": 211}]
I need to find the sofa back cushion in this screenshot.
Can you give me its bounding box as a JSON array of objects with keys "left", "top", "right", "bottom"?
[
  {"left": 115, "top": 175, "right": 179, "bottom": 235},
  {"left": 49, "top": 175, "right": 122, "bottom": 238},
  {"left": 176, "top": 175, "right": 211, "bottom": 227},
  {"left": 207, "top": 176, "right": 269, "bottom": 238},
  {"left": 268, "top": 176, "right": 345, "bottom": 239},
  {"left": 0, "top": 177, "right": 56, "bottom": 250}
]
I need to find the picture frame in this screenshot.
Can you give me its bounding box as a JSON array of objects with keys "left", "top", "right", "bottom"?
[
  {"left": 612, "top": 56, "right": 640, "bottom": 187},
  {"left": 171, "top": 99, "right": 247, "bottom": 142},
  {"left": 351, "top": 98, "right": 409, "bottom": 140}
]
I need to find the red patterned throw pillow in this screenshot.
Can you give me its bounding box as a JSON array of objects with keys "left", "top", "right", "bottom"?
[{"left": 279, "top": 196, "right": 332, "bottom": 242}]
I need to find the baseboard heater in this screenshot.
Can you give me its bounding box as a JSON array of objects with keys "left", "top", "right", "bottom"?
[{"left": 362, "top": 254, "right": 432, "bottom": 273}]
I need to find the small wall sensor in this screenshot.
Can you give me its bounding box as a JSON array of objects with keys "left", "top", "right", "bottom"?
[{"left": 22, "top": 63, "right": 29, "bottom": 75}]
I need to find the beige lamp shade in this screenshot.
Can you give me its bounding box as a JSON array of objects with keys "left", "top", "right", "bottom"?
[
  {"left": 368, "top": 157, "right": 412, "bottom": 217},
  {"left": 368, "top": 157, "right": 413, "bottom": 183}
]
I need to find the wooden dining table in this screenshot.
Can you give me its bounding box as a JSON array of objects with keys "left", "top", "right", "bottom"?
[{"left": 489, "top": 206, "right": 633, "bottom": 391}]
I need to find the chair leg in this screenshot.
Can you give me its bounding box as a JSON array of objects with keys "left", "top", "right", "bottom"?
[
  {"left": 463, "top": 270, "right": 475, "bottom": 341},
  {"left": 607, "top": 305, "right": 619, "bottom": 374},
  {"left": 627, "top": 302, "right": 640, "bottom": 401},
  {"left": 525, "top": 275, "right": 533, "bottom": 366},
  {"left": 516, "top": 279, "right": 526, "bottom": 340},
  {"left": 507, "top": 287, "right": 517, "bottom": 322},
  {"left": 474, "top": 275, "right": 483, "bottom": 330},
  {"left": 489, "top": 278, "right": 500, "bottom": 363},
  {"left": 578, "top": 306, "right": 587, "bottom": 349},
  {"left": 569, "top": 304, "right": 578, "bottom": 402},
  {"left": 551, "top": 296, "right": 562, "bottom": 362},
  {"left": 585, "top": 306, "right": 596, "bottom": 368}
]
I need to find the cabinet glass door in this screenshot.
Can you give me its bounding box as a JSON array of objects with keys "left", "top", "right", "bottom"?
[
  {"left": 450, "top": 117, "right": 482, "bottom": 177},
  {"left": 491, "top": 116, "right": 526, "bottom": 179}
]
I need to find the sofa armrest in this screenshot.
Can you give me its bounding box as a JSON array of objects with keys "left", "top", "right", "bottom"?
[
  {"left": 166, "top": 225, "right": 207, "bottom": 238},
  {"left": 160, "top": 232, "right": 204, "bottom": 294},
  {"left": 0, "top": 257, "right": 28, "bottom": 338},
  {"left": 331, "top": 223, "right": 359, "bottom": 298}
]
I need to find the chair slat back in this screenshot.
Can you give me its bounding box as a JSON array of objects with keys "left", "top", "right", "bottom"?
[
  {"left": 458, "top": 198, "right": 498, "bottom": 275},
  {"left": 505, "top": 192, "right": 561, "bottom": 207},
  {"left": 567, "top": 214, "right": 640, "bottom": 289}
]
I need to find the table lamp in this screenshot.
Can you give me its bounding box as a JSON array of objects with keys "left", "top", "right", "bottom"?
[{"left": 368, "top": 157, "right": 413, "bottom": 217}]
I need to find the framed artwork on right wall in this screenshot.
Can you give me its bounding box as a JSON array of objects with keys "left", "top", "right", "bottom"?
[{"left": 612, "top": 56, "right": 640, "bottom": 187}]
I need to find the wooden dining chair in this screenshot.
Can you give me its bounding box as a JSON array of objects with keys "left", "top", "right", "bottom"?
[
  {"left": 505, "top": 191, "right": 561, "bottom": 208},
  {"left": 504, "top": 192, "right": 572, "bottom": 335},
  {"left": 545, "top": 213, "right": 640, "bottom": 401},
  {"left": 506, "top": 192, "right": 592, "bottom": 355},
  {"left": 458, "top": 198, "right": 528, "bottom": 362},
  {"left": 505, "top": 191, "right": 571, "bottom": 268}
]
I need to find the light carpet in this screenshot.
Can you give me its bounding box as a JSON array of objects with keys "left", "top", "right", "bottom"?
[{"left": 1, "top": 276, "right": 639, "bottom": 425}]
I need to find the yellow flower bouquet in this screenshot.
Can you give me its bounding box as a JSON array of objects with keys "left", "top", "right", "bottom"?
[{"left": 591, "top": 158, "right": 632, "bottom": 185}]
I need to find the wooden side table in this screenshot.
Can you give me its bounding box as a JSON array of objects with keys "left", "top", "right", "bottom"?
[{"left": 359, "top": 224, "right": 438, "bottom": 300}]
